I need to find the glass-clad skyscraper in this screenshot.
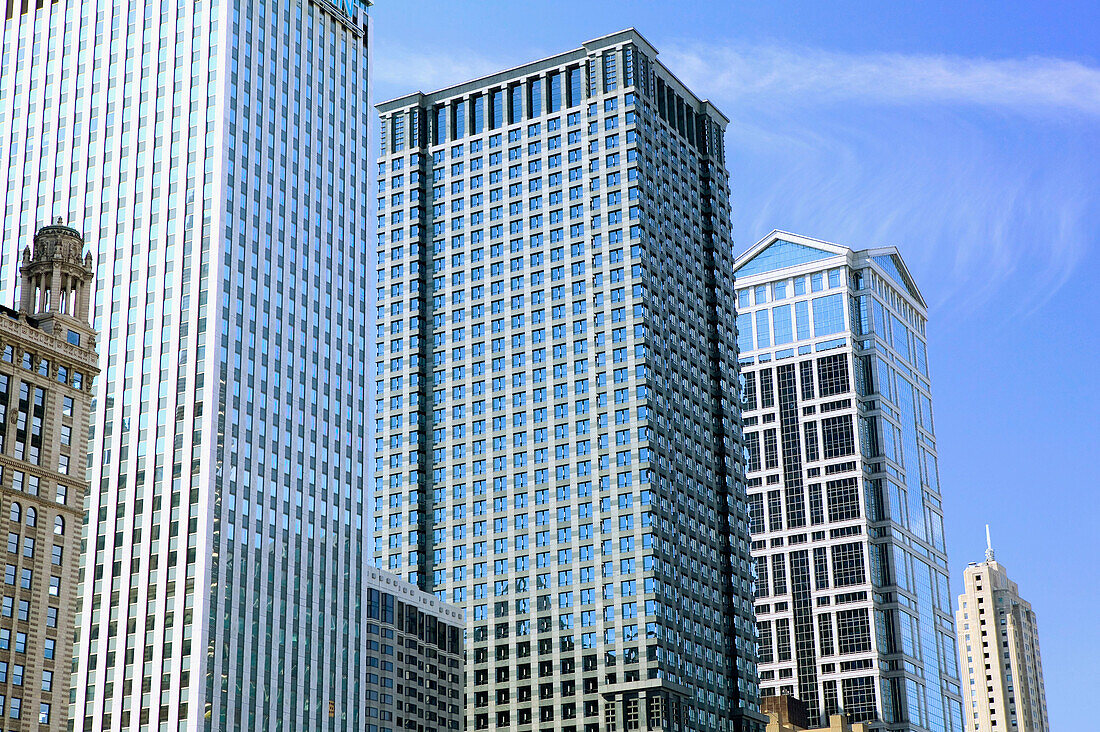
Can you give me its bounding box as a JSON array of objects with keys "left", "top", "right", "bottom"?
[
  {"left": 374, "top": 29, "right": 763, "bottom": 732},
  {"left": 732, "top": 231, "right": 964, "bottom": 732},
  {"left": 1, "top": 1, "right": 372, "bottom": 730}
]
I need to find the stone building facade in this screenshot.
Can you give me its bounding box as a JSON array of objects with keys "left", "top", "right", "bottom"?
[{"left": 0, "top": 222, "right": 97, "bottom": 729}]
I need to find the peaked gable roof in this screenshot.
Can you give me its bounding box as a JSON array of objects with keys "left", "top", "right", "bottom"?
[{"left": 733, "top": 231, "right": 847, "bottom": 279}]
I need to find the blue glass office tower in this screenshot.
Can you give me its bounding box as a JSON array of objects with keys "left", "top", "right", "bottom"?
[
  {"left": 733, "top": 231, "right": 964, "bottom": 732},
  {"left": 374, "top": 29, "right": 763, "bottom": 732},
  {"left": 1, "top": 0, "right": 374, "bottom": 730}
]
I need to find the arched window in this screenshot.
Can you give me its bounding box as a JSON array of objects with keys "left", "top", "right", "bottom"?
[
  {"left": 26, "top": 507, "right": 36, "bottom": 527},
  {"left": 54, "top": 515, "right": 64, "bottom": 536},
  {"left": 8, "top": 502, "right": 20, "bottom": 523}
]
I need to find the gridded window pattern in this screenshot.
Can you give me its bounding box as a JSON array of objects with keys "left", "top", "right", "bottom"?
[
  {"left": 767, "top": 490, "right": 783, "bottom": 532},
  {"left": 775, "top": 618, "right": 792, "bottom": 662},
  {"left": 745, "top": 432, "right": 762, "bottom": 472},
  {"left": 831, "top": 542, "right": 866, "bottom": 587},
  {"left": 813, "top": 547, "right": 830, "bottom": 590},
  {"left": 817, "top": 353, "right": 850, "bottom": 397},
  {"left": 785, "top": 487, "right": 807, "bottom": 529},
  {"left": 743, "top": 372, "right": 757, "bottom": 411},
  {"left": 757, "top": 620, "right": 773, "bottom": 663},
  {"left": 821, "top": 415, "right": 856, "bottom": 459},
  {"left": 764, "top": 429, "right": 779, "bottom": 469},
  {"left": 835, "top": 608, "right": 872, "bottom": 654},
  {"left": 760, "top": 368, "right": 774, "bottom": 408},
  {"left": 771, "top": 553, "right": 787, "bottom": 596},
  {"left": 804, "top": 421, "right": 819, "bottom": 462},
  {"left": 754, "top": 557, "right": 769, "bottom": 598},
  {"left": 841, "top": 676, "right": 878, "bottom": 723},
  {"left": 747, "top": 494, "right": 764, "bottom": 534},
  {"left": 826, "top": 477, "right": 861, "bottom": 522},
  {"left": 799, "top": 360, "right": 815, "bottom": 400},
  {"left": 808, "top": 483, "right": 825, "bottom": 525},
  {"left": 817, "top": 613, "right": 834, "bottom": 656}
]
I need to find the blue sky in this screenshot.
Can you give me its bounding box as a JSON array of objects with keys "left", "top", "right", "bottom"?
[{"left": 369, "top": 2, "right": 1099, "bottom": 726}]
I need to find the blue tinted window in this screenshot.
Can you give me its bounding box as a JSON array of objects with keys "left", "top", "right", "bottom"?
[
  {"left": 754, "top": 286, "right": 767, "bottom": 305},
  {"left": 548, "top": 73, "right": 562, "bottom": 113},
  {"left": 828, "top": 268, "right": 841, "bottom": 288},
  {"left": 795, "top": 301, "right": 810, "bottom": 340},
  {"left": 736, "top": 313, "right": 753, "bottom": 354},
  {"left": 755, "top": 310, "right": 771, "bottom": 348},
  {"left": 772, "top": 305, "right": 793, "bottom": 345},
  {"left": 773, "top": 281, "right": 787, "bottom": 300},
  {"left": 812, "top": 294, "right": 844, "bottom": 336},
  {"left": 793, "top": 277, "right": 806, "bottom": 296},
  {"left": 736, "top": 240, "right": 833, "bottom": 278},
  {"left": 811, "top": 272, "right": 823, "bottom": 292}
]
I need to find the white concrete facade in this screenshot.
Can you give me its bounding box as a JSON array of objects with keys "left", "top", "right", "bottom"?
[
  {"left": 733, "top": 232, "right": 964, "bottom": 732},
  {"left": 955, "top": 537, "right": 1049, "bottom": 732},
  {"left": 1, "top": 0, "right": 374, "bottom": 729}
]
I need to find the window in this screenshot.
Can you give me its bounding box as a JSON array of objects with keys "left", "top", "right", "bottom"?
[
  {"left": 840, "top": 676, "right": 877, "bottom": 723},
  {"left": 817, "top": 354, "right": 850, "bottom": 397},
  {"left": 812, "top": 293, "right": 844, "bottom": 336},
  {"left": 821, "top": 415, "right": 855, "bottom": 459},
  {"left": 831, "top": 543, "right": 866, "bottom": 587},
  {"left": 836, "top": 608, "right": 872, "bottom": 654},
  {"left": 826, "top": 478, "right": 860, "bottom": 522}
]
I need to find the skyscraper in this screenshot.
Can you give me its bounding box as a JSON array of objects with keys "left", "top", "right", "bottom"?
[
  {"left": 1, "top": 1, "right": 372, "bottom": 730},
  {"left": 955, "top": 530, "right": 1049, "bottom": 732},
  {"left": 732, "top": 232, "right": 964, "bottom": 732},
  {"left": 0, "top": 222, "right": 98, "bottom": 731},
  {"left": 374, "top": 29, "right": 762, "bottom": 732}
]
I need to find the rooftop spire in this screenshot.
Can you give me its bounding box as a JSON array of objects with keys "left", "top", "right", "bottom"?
[{"left": 985, "top": 524, "right": 995, "bottom": 563}]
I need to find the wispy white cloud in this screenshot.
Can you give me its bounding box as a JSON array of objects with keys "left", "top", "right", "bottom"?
[
  {"left": 373, "top": 44, "right": 512, "bottom": 99},
  {"left": 659, "top": 42, "right": 1100, "bottom": 318},
  {"left": 663, "top": 43, "right": 1100, "bottom": 116},
  {"left": 370, "top": 39, "right": 1099, "bottom": 319}
]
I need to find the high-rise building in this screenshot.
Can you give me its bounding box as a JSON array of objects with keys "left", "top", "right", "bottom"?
[
  {"left": 732, "top": 232, "right": 965, "bottom": 732},
  {"left": 1, "top": 1, "right": 373, "bottom": 730},
  {"left": 0, "top": 223, "right": 98, "bottom": 730},
  {"left": 360, "top": 566, "right": 465, "bottom": 732},
  {"left": 374, "top": 29, "right": 763, "bottom": 732},
  {"left": 955, "top": 530, "right": 1049, "bottom": 732}
]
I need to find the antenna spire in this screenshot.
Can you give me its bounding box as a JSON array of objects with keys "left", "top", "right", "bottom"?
[{"left": 985, "top": 524, "right": 995, "bottom": 563}]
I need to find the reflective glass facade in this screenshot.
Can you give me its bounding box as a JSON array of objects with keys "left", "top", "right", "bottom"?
[
  {"left": 0, "top": 1, "right": 372, "bottom": 730},
  {"left": 733, "top": 233, "right": 964, "bottom": 732},
  {"left": 375, "top": 29, "right": 762, "bottom": 732}
]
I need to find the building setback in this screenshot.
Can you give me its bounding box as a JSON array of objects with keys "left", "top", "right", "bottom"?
[
  {"left": 955, "top": 532, "right": 1049, "bottom": 732},
  {"left": 1, "top": 0, "right": 374, "bottom": 729},
  {"left": 374, "top": 28, "right": 763, "bottom": 732},
  {"left": 0, "top": 223, "right": 98, "bottom": 730},
  {"left": 732, "top": 232, "right": 964, "bottom": 732}
]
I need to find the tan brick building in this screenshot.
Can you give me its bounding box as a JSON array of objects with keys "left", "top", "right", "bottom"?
[{"left": 0, "top": 222, "right": 97, "bottom": 729}]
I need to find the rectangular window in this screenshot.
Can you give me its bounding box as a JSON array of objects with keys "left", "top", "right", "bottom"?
[
  {"left": 757, "top": 620, "right": 773, "bottom": 662},
  {"left": 836, "top": 608, "right": 872, "bottom": 654},
  {"left": 772, "top": 304, "right": 793, "bottom": 345},
  {"left": 812, "top": 294, "right": 845, "bottom": 336},
  {"left": 804, "top": 422, "right": 819, "bottom": 462},
  {"left": 767, "top": 489, "right": 782, "bottom": 532},
  {"left": 771, "top": 553, "right": 787, "bottom": 596},
  {"left": 813, "top": 546, "right": 829, "bottom": 589},
  {"left": 755, "top": 309, "right": 771, "bottom": 348},
  {"left": 795, "top": 300, "right": 810, "bottom": 340},
  {"left": 818, "top": 613, "right": 834, "bottom": 656},
  {"left": 817, "top": 354, "right": 851, "bottom": 397},
  {"left": 821, "top": 415, "right": 855, "bottom": 459},
  {"left": 831, "top": 543, "right": 866, "bottom": 587},
  {"left": 775, "top": 618, "right": 792, "bottom": 661},
  {"left": 826, "top": 477, "right": 861, "bottom": 522}
]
